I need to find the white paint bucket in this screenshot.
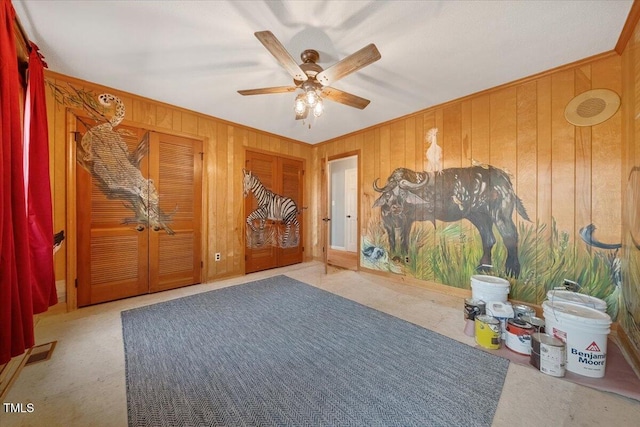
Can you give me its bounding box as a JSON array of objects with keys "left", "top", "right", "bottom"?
[
  {"left": 485, "top": 301, "right": 514, "bottom": 340},
  {"left": 542, "top": 301, "right": 612, "bottom": 378},
  {"left": 546, "top": 290, "right": 607, "bottom": 312},
  {"left": 471, "top": 275, "right": 510, "bottom": 303}
]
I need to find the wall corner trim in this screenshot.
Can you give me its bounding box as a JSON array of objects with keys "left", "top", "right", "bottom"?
[{"left": 615, "top": 0, "right": 640, "bottom": 54}]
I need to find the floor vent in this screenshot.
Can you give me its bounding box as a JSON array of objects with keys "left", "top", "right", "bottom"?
[{"left": 25, "top": 341, "right": 57, "bottom": 366}]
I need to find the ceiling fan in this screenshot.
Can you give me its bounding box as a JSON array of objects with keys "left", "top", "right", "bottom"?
[{"left": 238, "top": 31, "right": 381, "bottom": 120}]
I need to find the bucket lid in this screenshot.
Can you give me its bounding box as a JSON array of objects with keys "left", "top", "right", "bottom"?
[
  {"left": 486, "top": 301, "right": 514, "bottom": 316},
  {"left": 508, "top": 318, "right": 533, "bottom": 329},
  {"left": 546, "top": 290, "right": 607, "bottom": 310},
  {"left": 542, "top": 300, "right": 611, "bottom": 325},
  {"left": 532, "top": 332, "right": 564, "bottom": 347},
  {"left": 471, "top": 275, "right": 510, "bottom": 287},
  {"left": 521, "top": 315, "right": 545, "bottom": 327},
  {"left": 476, "top": 314, "right": 499, "bottom": 324}
]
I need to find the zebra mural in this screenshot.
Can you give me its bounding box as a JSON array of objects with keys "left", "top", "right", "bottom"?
[{"left": 243, "top": 169, "right": 300, "bottom": 248}]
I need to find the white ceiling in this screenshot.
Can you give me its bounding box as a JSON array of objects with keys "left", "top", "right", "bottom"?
[{"left": 13, "top": 0, "right": 633, "bottom": 144}]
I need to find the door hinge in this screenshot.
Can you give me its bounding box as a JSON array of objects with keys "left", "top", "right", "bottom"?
[
  {"left": 302, "top": 169, "right": 305, "bottom": 176},
  {"left": 302, "top": 246, "right": 305, "bottom": 252},
  {"left": 75, "top": 278, "right": 78, "bottom": 288},
  {"left": 73, "top": 131, "right": 81, "bottom": 143},
  {"left": 201, "top": 261, "right": 203, "bottom": 268},
  {"left": 200, "top": 152, "right": 204, "bottom": 160},
  {"left": 245, "top": 255, "right": 248, "bottom": 261}
]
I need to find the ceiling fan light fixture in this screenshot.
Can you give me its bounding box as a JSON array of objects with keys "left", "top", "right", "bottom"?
[
  {"left": 313, "top": 98, "right": 324, "bottom": 117},
  {"left": 306, "top": 90, "right": 318, "bottom": 107},
  {"left": 294, "top": 93, "right": 306, "bottom": 114}
]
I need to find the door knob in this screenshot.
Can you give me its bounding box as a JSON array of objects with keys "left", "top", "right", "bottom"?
[
  {"left": 322, "top": 217, "right": 331, "bottom": 222},
  {"left": 346, "top": 215, "right": 351, "bottom": 218},
  {"left": 153, "top": 226, "right": 161, "bottom": 231},
  {"left": 136, "top": 225, "right": 145, "bottom": 232}
]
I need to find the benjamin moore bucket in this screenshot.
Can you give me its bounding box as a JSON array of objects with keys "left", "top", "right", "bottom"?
[
  {"left": 546, "top": 290, "right": 607, "bottom": 312},
  {"left": 542, "top": 301, "right": 612, "bottom": 378},
  {"left": 471, "top": 275, "right": 510, "bottom": 303}
]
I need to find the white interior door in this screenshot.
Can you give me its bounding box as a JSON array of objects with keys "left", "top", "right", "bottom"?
[{"left": 345, "top": 167, "right": 358, "bottom": 252}]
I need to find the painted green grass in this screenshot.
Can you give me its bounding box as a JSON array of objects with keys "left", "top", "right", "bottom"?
[{"left": 363, "top": 217, "right": 619, "bottom": 319}]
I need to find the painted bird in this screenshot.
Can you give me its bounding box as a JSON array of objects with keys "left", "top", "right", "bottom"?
[{"left": 425, "top": 128, "right": 443, "bottom": 173}]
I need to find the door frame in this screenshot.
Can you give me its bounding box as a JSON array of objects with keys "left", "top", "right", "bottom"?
[
  {"left": 324, "top": 151, "right": 361, "bottom": 271},
  {"left": 65, "top": 109, "right": 207, "bottom": 310}
]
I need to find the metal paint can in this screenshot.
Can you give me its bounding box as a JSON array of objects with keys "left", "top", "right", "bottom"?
[
  {"left": 530, "top": 332, "right": 566, "bottom": 377},
  {"left": 505, "top": 318, "right": 534, "bottom": 355},
  {"left": 512, "top": 304, "right": 536, "bottom": 319},
  {"left": 475, "top": 315, "right": 501, "bottom": 349},
  {"left": 464, "top": 298, "right": 486, "bottom": 321},
  {"left": 520, "top": 315, "right": 545, "bottom": 334}
]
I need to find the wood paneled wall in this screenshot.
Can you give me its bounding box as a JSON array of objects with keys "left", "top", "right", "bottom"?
[
  {"left": 47, "top": 52, "right": 628, "bottom": 318},
  {"left": 311, "top": 54, "right": 622, "bottom": 262},
  {"left": 45, "top": 71, "right": 312, "bottom": 299},
  {"left": 621, "top": 11, "right": 640, "bottom": 363}
]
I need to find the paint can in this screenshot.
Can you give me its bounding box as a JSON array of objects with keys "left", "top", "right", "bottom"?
[
  {"left": 530, "top": 332, "right": 566, "bottom": 377},
  {"left": 542, "top": 300, "right": 611, "bottom": 378},
  {"left": 475, "top": 315, "right": 501, "bottom": 350},
  {"left": 464, "top": 298, "right": 486, "bottom": 321},
  {"left": 471, "top": 275, "right": 510, "bottom": 303},
  {"left": 505, "top": 318, "right": 534, "bottom": 355},
  {"left": 485, "top": 301, "right": 514, "bottom": 340},
  {"left": 520, "top": 315, "right": 545, "bottom": 334},
  {"left": 512, "top": 304, "right": 536, "bottom": 319}
]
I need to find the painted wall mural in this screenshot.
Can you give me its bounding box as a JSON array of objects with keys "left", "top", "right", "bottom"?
[
  {"left": 243, "top": 169, "right": 300, "bottom": 249},
  {"left": 362, "top": 128, "right": 622, "bottom": 320},
  {"left": 371, "top": 165, "right": 530, "bottom": 277},
  {"left": 49, "top": 83, "right": 174, "bottom": 233},
  {"left": 621, "top": 166, "right": 640, "bottom": 350}
]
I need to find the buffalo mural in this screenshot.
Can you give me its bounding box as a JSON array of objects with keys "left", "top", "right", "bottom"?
[{"left": 373, "top": 166, "right": 530, "bottom": 277}]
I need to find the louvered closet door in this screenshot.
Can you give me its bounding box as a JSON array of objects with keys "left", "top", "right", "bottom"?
[
  {"left": 245, "top": 151, "right": 304, "bottom": 273},
  {"left": 148, "top": 132, "right": 202, "bottom": 293},
  {"left": 77, "top": 121, "right": 202, "bottom": 306},
  {"left": 245, "top": 152, "right": 279, "bottom": 273},
  {"left": 277, "top": 157, "right": 304, "bottom": 267},
  {"left": 77, "top": 122, "right": 149, "bottom": 306}
]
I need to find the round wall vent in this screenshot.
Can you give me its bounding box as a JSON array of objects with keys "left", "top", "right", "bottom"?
[{"left": 565, "top": 88, "right": 620, "bottom": 126}]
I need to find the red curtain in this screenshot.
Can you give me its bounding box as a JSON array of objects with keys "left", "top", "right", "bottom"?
[
  {"left": 0, "top": 0, "right": 34, "bottom": 364},
  {"left": 25, "top": 42, "right": 57, "bottom": 314}
]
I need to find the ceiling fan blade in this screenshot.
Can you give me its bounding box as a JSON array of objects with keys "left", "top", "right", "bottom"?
[
  {"left": 316, "top": 44, "right": 381, "bottom": 86},
  {"left": 254, "top": 31, "right": 308, "bottom": 82},
  {"left": 238, "top": 86, "right": 297, "bottom": 96},
  {"left": 322, "top": 87, "right": 371, "bottom": 110}
]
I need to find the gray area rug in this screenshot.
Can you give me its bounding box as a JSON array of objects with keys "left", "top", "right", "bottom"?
[{"left": 122, "top": 275, "right": 509, "bottom": 426}]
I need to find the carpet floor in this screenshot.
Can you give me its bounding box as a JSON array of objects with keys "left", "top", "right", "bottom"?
[{"left": 122, "top": 275, "right": 510, "bottom": 426}]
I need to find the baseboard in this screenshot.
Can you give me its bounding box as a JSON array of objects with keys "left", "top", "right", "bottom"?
[
  {"left": 612, "top": 325, "right": 640, "bottom": 378},
  {"left": 358, "top": 266, "right": 472, "bottom": 299},
  {"left": 0, "top": 351, "right": 30, "bottom": 401},
  {"left": 56, "top": 279, "right": 66, "bottom": 302}
]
